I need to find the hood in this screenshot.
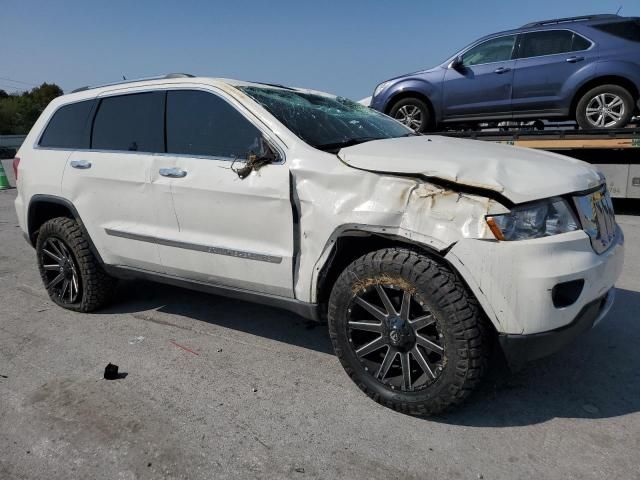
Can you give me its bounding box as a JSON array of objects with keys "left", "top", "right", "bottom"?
[{"left": 337, "top": 136, "right": 602, "bottom": 204}]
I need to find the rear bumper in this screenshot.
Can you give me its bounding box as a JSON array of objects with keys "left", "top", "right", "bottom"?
[{"left": 498, "top": 288, "right": 615, "bottom": 369}]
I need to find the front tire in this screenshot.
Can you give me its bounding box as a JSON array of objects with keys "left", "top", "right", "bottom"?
[
  {"left": 576, "top": 84, "right": 634, "bottom": 129},
  {"left": 389, "top": 98, "right": 432, "bottom": 133},
  {"left": 36, "top": 217, "right": 116, "bottom": 312},
  {"left": 328, "top": 248, "right": 490, "bottom": 415}
]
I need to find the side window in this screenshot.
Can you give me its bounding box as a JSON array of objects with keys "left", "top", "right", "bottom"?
[
  {"left": 166, "top": 90, "right": 262, "bottom": 158},
  {"left": 571, "top": 33, "right": 592, "bottom": 51},
  {"left": 92, "top": 92, "right": 164, "bottom": 152},
  {"left": 462, "top": 35, "right": 517, "bottom": 66},
  {"left": 519, "top": 30, "right": 589, "bottom": 59},
  {"left": 594, "top": 20, "right": 640, "bottom": 42},
  {"left": 39, "top": 100, "right": 95, "bottom": 149}
]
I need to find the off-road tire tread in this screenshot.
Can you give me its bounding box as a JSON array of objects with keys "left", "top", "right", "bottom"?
[
  {"left": 328, "top": 248, "right": 490, "bottom": 416},
  {"left": 36, "top": 217, "right": 116, "bottom": 312}
]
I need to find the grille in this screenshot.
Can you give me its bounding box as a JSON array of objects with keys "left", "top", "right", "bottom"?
[{"left": 574, "top": 186, "right": 617, "bottom": 254}]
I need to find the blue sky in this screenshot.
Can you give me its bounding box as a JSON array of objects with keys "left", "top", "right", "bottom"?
[{"left": 2, "top": 0, "right": 639, "bottom": 100}]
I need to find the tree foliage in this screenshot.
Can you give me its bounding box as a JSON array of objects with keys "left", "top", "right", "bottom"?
[{"left": 0, "top": 83, "right": 63, "bottom": 135}]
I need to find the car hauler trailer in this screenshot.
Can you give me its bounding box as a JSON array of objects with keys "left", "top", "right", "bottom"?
[{"left": 440, "top": 127, "right": 640, "bottom": 199}]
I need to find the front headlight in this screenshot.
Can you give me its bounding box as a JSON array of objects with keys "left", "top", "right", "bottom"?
[
  {"left": 486, "top": 198, "right": 579, "bottom": 241},
  {"left": 373, "top": 81, "right": 392, "bottom": 97}
]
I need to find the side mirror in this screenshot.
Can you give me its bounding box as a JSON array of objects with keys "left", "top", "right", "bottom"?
[
  {"left": 232, "top": 137, "right": 280, "bottom": 179},
  {"left": 450, "top": 55, "right": 464, "bottom": 70}
]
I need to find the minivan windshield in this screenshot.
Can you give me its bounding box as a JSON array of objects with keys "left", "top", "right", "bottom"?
[{"left": 237, "top": 86, "right": 414, "bottom": 152}]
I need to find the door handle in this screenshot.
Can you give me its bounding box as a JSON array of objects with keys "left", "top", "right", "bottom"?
[
  {"left": 566, "top": 56, "right": 584, "bottom": 63},
  {"left": 70, "top": 160, "right": 92, "bottom": 169},
  {"left": 159, "top": 167, "right": 187, "bottom": 178},
  {"left": 494, "top": 67, "right": 511, "bottom": 74}
]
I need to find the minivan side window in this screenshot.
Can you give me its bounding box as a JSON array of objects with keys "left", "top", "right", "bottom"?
[
  {"left": 518, "top": 30, "right": 591, "bottom": 59},
  {"left": 462, "top": 35, "right": 517, "bottom": 66},
  {"left": 166, "top": 90, "right": 262, "bottom": 158},
  {"left": 92, "top": 92, "right": 164, "bottom": 152},
  {"left": 39, "top": 100, "right": 95, "bottom": 149}
]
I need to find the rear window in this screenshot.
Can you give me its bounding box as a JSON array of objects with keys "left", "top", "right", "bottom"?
[
  {"left": 39, "top": 100, "right": 94, "bottom": 149},
  {"left": 92, "top": 92, "right": 164, "bottom": 152},
  {"left": 593, "top": 20, "right": 640, "bottom": 42}
]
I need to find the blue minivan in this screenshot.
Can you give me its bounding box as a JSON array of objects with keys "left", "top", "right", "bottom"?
[{"left": 370, "top": 15, "right": 640, "bottom": 131}]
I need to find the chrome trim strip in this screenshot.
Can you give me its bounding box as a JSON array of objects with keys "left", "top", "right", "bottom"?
[{"left": 104, "top": 228, "right": 283, "bottom": 264}]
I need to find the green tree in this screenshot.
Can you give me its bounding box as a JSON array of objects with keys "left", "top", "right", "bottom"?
[{"left": 0, "top": 82, "right": 63, "bottom": 134}]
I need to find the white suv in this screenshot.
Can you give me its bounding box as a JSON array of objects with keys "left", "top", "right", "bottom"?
[{"left": 14, "top": 74, "right": 624, "bottom": 414}]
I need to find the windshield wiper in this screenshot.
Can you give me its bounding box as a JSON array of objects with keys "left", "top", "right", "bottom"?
[{"left": 314, "top": 137, "right": 385, "bottom": 153}]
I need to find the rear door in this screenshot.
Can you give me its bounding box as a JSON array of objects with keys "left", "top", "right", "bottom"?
[
  {"left": 156, "top": 88, "right": 295, "bottom": 297},
  {"left": 61, "top": 91, "right": 170, "bottom": 271},
  {"left": 511, "top": 29, "right": 597, "bottom": 114},
  {"left": 442, "top": 34, "right": 517, "bottom": 120}
]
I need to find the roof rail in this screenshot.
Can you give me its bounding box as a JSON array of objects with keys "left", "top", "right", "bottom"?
[
  {"left": 70, "top": 73, "right": 195, "bottom": 94},
  {"left": 521, "top": 14, "right": 620, "bottom": 28}
]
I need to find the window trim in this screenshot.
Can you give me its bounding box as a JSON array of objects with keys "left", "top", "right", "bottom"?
[
  {"left": 514, "top": 28, "right": 595, "bottom": 60},
  {"left": 448, "top": 28, "right": 594, "bottom": 69},
  {"left": 34, "top": 85, "right": 286, "bottom": 165}
]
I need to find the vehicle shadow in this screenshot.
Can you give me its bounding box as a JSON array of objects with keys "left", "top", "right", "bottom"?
[
  {"left": 101, "top": 281, "right": 640, "bottom": 425},
  {"left": 435, "top": 287, "right": 640, "bottom": 426},
  {"left": 99, "top": 279, "right": 335, "bottom": 355}
]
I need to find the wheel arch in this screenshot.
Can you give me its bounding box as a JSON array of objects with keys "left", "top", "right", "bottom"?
[
  {"left": 385, "top": 90, "right": 436, "bottom": 123},
  {"left": 313, "top": 229, "right": 499, "bottom": 335},
  {"left": 570, "top": 75, "right": 639, "bottom": 119},
  {"left": 27, "top": 195, "right": 104, "bottom": 264}
]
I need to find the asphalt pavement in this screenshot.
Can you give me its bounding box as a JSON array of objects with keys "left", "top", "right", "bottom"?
[{"left": 1, "top": 189, "right": 639, "bottom": 480}]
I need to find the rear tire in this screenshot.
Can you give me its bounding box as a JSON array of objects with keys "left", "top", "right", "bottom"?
[
  {"left": 327, "top": 248, "right": 490, "bottom": 415},
  {"left": 36, "top": 217, "right": 116, "bottom": 312},
  {"left": 389, "top": 98, "right": 432, "bottom": 133},
  {"left": 576, "top": 84, "right": 634, "bottom": 129}
]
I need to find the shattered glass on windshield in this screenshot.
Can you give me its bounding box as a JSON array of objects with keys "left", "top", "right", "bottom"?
[{"left": 237, "top": 86, "right": 412, "bottom": 152}]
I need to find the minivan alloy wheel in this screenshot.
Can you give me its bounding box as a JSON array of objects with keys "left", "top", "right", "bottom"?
[
  {"left": 347, "top": 284, "right": 445, "bottom": 392},
  {"left": 394, "top": 105, "right": 423, "bottom": 131},
  {"left": 585, "top": 93, "right": 625, "bottom": 128}
]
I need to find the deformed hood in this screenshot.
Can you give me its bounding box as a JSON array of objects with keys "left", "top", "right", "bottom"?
[{"left": 337, "top": 135, "right": 602, "bottom": 204}]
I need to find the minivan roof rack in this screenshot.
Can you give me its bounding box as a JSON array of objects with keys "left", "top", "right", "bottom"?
[
  {"left": 521, "top": 14, "right": 620, "bottom": 28},
  {"left": 70, "top": 73, "right": 195, "bottom": 93}
]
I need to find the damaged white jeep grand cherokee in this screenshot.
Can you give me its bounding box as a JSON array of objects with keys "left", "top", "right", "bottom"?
[{"left": 14, "top": 75, "right": 624, "bottom": 414}]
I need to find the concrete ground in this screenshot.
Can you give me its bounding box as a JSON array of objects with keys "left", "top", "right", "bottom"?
[{"left": 1, "top": 188, "right": 639, "bottom": 480}]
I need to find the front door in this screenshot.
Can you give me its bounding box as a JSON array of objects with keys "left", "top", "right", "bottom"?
[
  {"left": 442, "top": 34, "right": 517, "bottom": 120},
  {"left": 156, "top": 88, "right": 295, "bottom": 298}
]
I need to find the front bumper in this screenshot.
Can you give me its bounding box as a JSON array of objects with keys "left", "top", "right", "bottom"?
[
  {"left": 498, "top": 288, "right": 615, "bottom": 369},
  {"left": 444, "top": 226, "right": 625, "bottom": 336}
]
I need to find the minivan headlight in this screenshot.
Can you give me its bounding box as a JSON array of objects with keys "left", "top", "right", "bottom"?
[
  {"left": 486, "top": 198, "right": 579, "bottom": 241},
  {"left": 373, "top": 81, "right": 391, "bottom": 97}
]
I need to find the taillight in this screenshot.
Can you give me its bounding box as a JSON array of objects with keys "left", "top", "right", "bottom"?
[{"left": 12, "top": 157, "right": 20, "bottom": 181}]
